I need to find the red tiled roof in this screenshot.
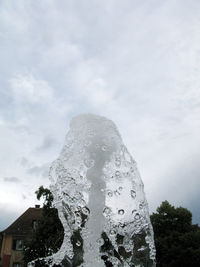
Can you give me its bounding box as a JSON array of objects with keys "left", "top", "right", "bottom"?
[{"left": 1, "top": 207, "right": 43, "bottom": 236}]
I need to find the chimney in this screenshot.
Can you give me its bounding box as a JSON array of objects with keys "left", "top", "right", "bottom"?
[{"left": 35, "top": 204, "right": 40, "bottom": 209}]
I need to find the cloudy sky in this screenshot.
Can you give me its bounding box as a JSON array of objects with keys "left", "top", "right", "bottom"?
[{"left": 0, "top": 0, "right": 200, "bottom": 231}]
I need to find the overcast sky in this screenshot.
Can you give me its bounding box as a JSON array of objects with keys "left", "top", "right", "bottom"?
[{"left": 0, "top": 0, "right": 200, "bottom": 231}]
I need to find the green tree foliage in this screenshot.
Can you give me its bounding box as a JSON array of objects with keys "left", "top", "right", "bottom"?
[
  {"left": 150, "top": 201, "right": 200, "bottom": 267},
  {"left": 24, "top": 186, "right": 64, "bottom": 266}
]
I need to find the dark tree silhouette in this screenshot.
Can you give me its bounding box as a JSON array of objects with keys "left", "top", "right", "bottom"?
[{"left": 151, "top": 201, "right": 200, "bottom": 267}]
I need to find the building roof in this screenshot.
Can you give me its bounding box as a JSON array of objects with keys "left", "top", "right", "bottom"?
[{"left": 1, "top": 206, "right": 43, "bottom": 236}]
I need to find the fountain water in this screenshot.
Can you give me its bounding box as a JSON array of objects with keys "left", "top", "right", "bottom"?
[{"left": 29, "top": 114, "right": 156, "bottom": 267}]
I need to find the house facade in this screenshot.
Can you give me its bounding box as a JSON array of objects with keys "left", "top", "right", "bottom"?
[{"left": 0, "top": 205, "right": 42, "bottom": 267}]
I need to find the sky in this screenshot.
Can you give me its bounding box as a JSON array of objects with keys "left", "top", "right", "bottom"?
[{"left": 0, "top": 0, "right": 200, "bottom": 231}]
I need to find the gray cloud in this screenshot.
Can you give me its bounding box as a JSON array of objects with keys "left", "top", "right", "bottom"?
[
  {"left": 20, "top": 157, "right": 29, "bottom": 167},
  {"left": 27, "top": 163, "right": 49, "bottom": 178},
  {"left": 22, "top": 194, "right": 27, "bottom": 200},
  {"left": 0, "top": 206, "right": 19, "bottom": 231},
  {"left": 36, "top": 136, "right": 57, "bottom": 152},
  {"left": 0, "top": 0, "right": 200, "bottom": 225},
  {"left": 147, "top": 153, "right": 200, "bottom": 224},
  {"left": 189, "top": 200, "right": 200, "bottom": 226},
  {"left": 3, "top": 177, "right": 21, "bottom": 183}
]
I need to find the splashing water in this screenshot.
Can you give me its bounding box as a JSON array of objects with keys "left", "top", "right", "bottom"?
[{"left": 29, "top": 114, "right": 156, "bottom": 267}]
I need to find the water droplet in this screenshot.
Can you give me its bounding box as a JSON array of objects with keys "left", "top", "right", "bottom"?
[
  {"left": 115, "top": 171, "right": 120, "bottom": 177},
  {"left": 76, "top": 217, "right": 82, "bottom": 226},
  {"left": 103, "top": 207, "right": 111, "bottom": 217},
  {"left": 84, "top": 158, "right": 94, "bottom": 168},
  {"left": 102, "top": 145, "right": 107, "bottom": 151},
  {"left": 77, "top": 206, "right": 82, "bottom": 211},
  {"left": 79, "top": 199, "right": 86, "bottom": 207},
  {"left": 131, "top": 190, "right": 136, "bottom": 199},
  {"left": 115, "top": 156, "right": 121, "bottom": 167},
  {"left": 97, "top": 238, "right": 104, "bottom": 246},
  {"left": 82, "top": 207, "right": 90, "bottom": 215},
  {"left": 84, "top": 140, "right": 91, "bottom": 147},
  {"left": 110, "top": 229, "right": 116, "bottom": 235},
  {"left": 119, "top": 222, "right": 124, "bottom": 228},
  {"left": 118, "top": 209, "right": 124, "bottom": 215},
  {"left": 115, "top": 161, "right": 121, "bottom": 167},
  {"left": 137, "top": 246, "right": 146, "bottom": 252},
  {"left": 139, "top": 203, "right": 143, "bottom": 209},
  {"left": 114, "top": 190, "right": 120, "bottom": 196},
  {"left": 68, "top": 251, "right": 74, "bottom": 259},
  {"left": 134, "top": 213, "right": 140, "bottom": 220},
  {"left": 66, "top": 143, "right": 72, "bottom": 148},
  {"left": 88, "top": 130, "right": 94, "bottom": 137},
  {"left": 74, "top": 192, "right": 82, "bottom": 200},
  {"left": 124, "top": 172, "right": 130, "bottom": 177},
  {"left": 75, "top": 211, "right": 81, "bottom": 217},
  {"left": 118, "top": 187, "right": 123, "bottom": 191},
  {"left": 107, "top": 190, "right": 113, "bottom": 197},
  {"left": 76, "top": 241, "right": 81, "bottom": 246}
]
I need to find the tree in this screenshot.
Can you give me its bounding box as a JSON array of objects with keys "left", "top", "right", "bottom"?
[
  {"left": 24, "top": 186, "right": 64, "bottom": 266},
  {"left": 150, "top": 201, "right": 200, "bottom": 267}
]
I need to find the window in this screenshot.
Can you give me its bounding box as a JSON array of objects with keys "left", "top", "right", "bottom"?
[
  {"left": 32, "top": 220, "right": 39, "bottom": 230},
  {"left": 12, "top": 240, "right": 23, "bottom": 250},
  {"left": 13, "top": 262, "right": 22, "bottom": 267}
]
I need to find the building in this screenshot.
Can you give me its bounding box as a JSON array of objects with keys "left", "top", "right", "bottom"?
[{"left": 0, "top": 205, "right": 42, "bottom": 267}]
